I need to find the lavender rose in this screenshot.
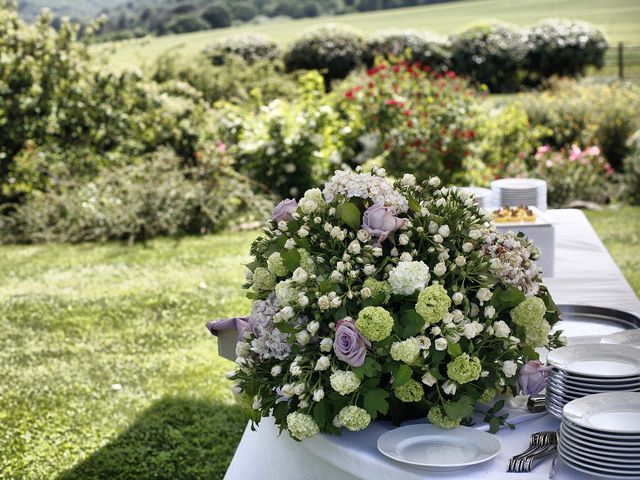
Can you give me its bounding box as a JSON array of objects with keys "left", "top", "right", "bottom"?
[
  {"left": 333, "top": 319, "right": 370, "bottom": 367},
  {"left": 272, "top": 199, "right": 298, "bottom": 222},
  {"left": 362, "top": 202, "right": 406, "bottom": 243},
  {"left": 518, "top": 360, "right": 552, "bottom": 395}
]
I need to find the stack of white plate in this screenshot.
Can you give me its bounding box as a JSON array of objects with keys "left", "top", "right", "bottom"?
[
  {"left": 558, "top": 392, "right": 640, "bottom": 479},
  {"left": 601, "top": 329, "right": 640, "bottom": 348},
  {"left": 459, "top": 187, "right": 492, "bottom": 209},
  {"left": 491, "top": 178, "right": 547, "bottom": 210},
  {"left": 545, "top": 344, "right": 640, "bottom": 420}
]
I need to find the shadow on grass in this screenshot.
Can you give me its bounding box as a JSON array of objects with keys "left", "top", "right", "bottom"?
[{"left": 57, "top": 397, "right": 247, "bottom": 480}]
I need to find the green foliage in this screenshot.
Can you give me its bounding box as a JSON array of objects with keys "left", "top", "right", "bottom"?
[
  {"left": 203, "top": 33, "right": 280, "bottom": 65},
  {"left": 524, "top": 19, "right": 608, "bottom": 84},
  {"left": 219, "top": 71, "right": 347, "bottom": 197},
  {"left": 365, "top": 29, "right": 450, "bottom": 71},
  {"left": 620, "top": 130, "right": 640, "bottom": 205},
  {"left": 201, "top": 4, "right": 232, "bottom": 29},
  {"left": 284, "top": 24, "right": 367, "bottom": 87},
  {"left": 518, "top": 80, "right": 640, "bottom": 170},
  {"left": 0, "top": 148, "right": 274, "bottom": 244},
  {"left": 340, "top": 60, "right": 481, "bottom": 184},
  {"left": 449, "top": 22, "right": 527, "bottom": 93},
  {"left": 148, "top": 52, "right": 296, "bottom": 105},
  {"left": 165, "top": 13, "right": 210, "bottom": 33},
  {"left": 529, "top": 144, "right": 614, "bottom": 207}
]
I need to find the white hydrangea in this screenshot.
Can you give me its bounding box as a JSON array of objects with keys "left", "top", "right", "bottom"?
[
  {"left": 287, "top": 412, "right": 319, "bottom": 440},
  {"left": 322, "top": 170, "right": 408, "bottom": 212},
  {"left": 388, "top": 261, "right": 431, "bottom": 295},
  {"left": 329, "top": 370, "right": 361, "bottom": 395}
]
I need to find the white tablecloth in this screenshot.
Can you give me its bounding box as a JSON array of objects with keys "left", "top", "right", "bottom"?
[{"left": 223, "top": 209, "right": 640, "bottom": 480}]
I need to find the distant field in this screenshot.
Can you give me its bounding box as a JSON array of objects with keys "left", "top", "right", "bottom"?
[{"left": 95, "top": 0, "right": 640, "bottom": 71}]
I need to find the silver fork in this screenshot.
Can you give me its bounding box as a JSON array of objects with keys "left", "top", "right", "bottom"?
[{"left": 508, "top": 431, "right": 558, "bottom": 473}]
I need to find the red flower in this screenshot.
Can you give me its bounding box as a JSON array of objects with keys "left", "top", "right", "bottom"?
[{"left": 446, "top": 71, "right": 457, "bottom": 79}]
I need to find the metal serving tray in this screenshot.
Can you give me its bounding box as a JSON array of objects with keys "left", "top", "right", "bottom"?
[{"left": 552, "top": 304, "right": 640, "bottom": 343}]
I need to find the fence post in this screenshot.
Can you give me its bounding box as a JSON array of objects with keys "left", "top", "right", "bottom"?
[{"left": 618, "top": 41, "right": 624, "bottom": 80}]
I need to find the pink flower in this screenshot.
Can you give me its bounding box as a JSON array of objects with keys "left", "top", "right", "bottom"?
[
  {"left": 569, "top": 144, "right": 582, "bottom": 162},
  {"left": 271, "top": 199, "right": 298, "bottom": 223},
  {"left": 534, "top": 145, "right": 550, "bottom": 161},
  {"left": 362, "top": 202, "right": 406, "bottom": 244},
  {"left": 517, "top": 360, "right": 552, "bottom": 396},
  {"left": 585, "top": 146, "right": 601, "bottom": 156}
]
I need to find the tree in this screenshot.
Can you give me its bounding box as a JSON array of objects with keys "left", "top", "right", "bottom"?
[
  {"left": 230, "top": 1, "right": 258, "bottom": 22},
  {"left": 202, "top": 4, "right": 232, "bottom": 29}
]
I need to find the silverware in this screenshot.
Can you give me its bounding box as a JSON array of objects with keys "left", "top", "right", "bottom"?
[
  {"left": 528, "top": 394, "right": 547, "bottom": 413},
  {"left": 508, "top": 431, "right": 558, "bottom": 473}
]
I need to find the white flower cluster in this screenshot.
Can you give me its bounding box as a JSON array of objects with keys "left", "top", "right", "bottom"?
[
  {"left": 322, "top": 170, "right": 409, "bottom": 212},
  {"left": 247, "top": 294, "right": 291, "bottom": 360},
  {"left": 483, "top": 232, "right": 542, "bottom": 296},
  {"left": 388, "top": 261, "right": 431, "bottom": 295}
]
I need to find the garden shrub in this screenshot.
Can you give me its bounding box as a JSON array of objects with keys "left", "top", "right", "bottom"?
[
  {"left": 339, "top": 60, "right": 482, "bottom": 184},
  {"left": 0, "top": 148, "right": 274, "bottom": 244},
  {"left": 165, "top": 14, "right": 209, "bottom": 33},
  {"left": 148, "top": 52, "right": 296, "bottom": 105},
  {"left": 203, "top": 34, "right": 280, "bottom": 65},
  {"left": 620, "top": 130, "right": 640, "bottom": 205},
  {"left": 469, "top": 103, "right": 550, "bottom": 184},
  {"left": 283, "top": 24, "right": 367, "bottom": 88},
  {"left": 524, "top": 19, "right": 608, "bottom": 84},
  {"left": 201, "top": 4, "right": 232, "bottom": 29},
  {"left": 365, "top": 29, "right": 450, "bottom": 71},
  {"left": 220, "top": 71, "right": 347, "bottom": 198},
  {"left": 449, "top": 22, "right": 527, "bottom": 93},
  {"left": 518, "top": 80, "right": 640, "bottom": 170},
  {"left": 529, "top": 145, "right": 614, "bottom": 207}
]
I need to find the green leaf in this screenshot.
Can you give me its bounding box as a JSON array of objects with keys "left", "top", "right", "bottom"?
[
  {"left": 363, "top": 389, "right": 390, "bottom": 419},
  {"left": 407, "top": 193, "right": 421, "bottom": 213},
  {"left": 273, "top": 401, "right": 289, "bottom": 426},
  {"left": 353, "top": 358, "right": 382, "bottom": 379},
  {"left": 489, "top": 416, "right": 501, "bottom": 434},
  {"left": 442, "top": 395, "right": 474, "bottom": 420},
  {"left": 340, "top": 201, "right": 361, "bottom": 230},
  {"left": 400, "top": 309, "right": 424, "bottom": 338},
  {"left": 312, "top": 401, "right": 330, "bottom": 428},
  {"left": 362, "top": 291, "right": 387, "bottom": 307},
  {"left": 521, "top": 344, "right": 540, "bottom": 361},
  {"left": 392, "top": 364, "right": 412, "bottom": 387},
  {"left": 447, "top": 342, "right": 462, "bottom": 357},
  {"left": 487, "top": 399, "right": 505, "bottom": 415},
  {"left": 493, "top": 286, "right": 526, "bottom": 311},
  {"left": 318, "top": 280, "right": 337, "bottom": 293},
  {"left": 281, "top": 249, "right": 301, "bottom": 272},
  {"left": 333, "top": 305, "right": 347, "bottom": 320},
  {"left": 275, "top": 323, "right": 295, "bottom": 335}
]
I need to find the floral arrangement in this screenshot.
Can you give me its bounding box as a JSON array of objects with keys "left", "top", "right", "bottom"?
[{"left": 226, "top": 168, "right": 561, "bottom": 441}]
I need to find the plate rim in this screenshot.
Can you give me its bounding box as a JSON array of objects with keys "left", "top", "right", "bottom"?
[
  {"left": 563, "top": 392, "right": 640, "bottom": 434},
  {"left": 547, "top": 344, "right": 640, "bottom": 378}
]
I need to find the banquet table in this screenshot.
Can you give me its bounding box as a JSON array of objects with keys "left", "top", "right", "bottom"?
[{"left": 221, "top": 209, "right": 640, "bottom": 480}]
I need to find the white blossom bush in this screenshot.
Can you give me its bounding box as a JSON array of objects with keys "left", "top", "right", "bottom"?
[{"left": 227, "top": 168, "right": 562, "bottom": 440}]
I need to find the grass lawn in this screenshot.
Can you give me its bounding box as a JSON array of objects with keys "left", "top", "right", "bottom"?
[
  {"left": 1, "top": 207, "right": 638, "bottom": 479},
  {"left": 96, "top": 0, "right": 640, "bottom": 71}
]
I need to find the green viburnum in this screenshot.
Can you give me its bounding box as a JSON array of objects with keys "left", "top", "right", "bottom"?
[
  {"left": 416, "top": 284, "right": 451, "bottom": 324},
  {"left": 362, "top": 278, "right": 391, "bottom": 304},
  {"left": 510, "top": 297, "right": 550, "bottom": 347},
  {"left": 298, "top": 249, "right": 316, "bottom": 274},
  {"left": 479, "top": 387, "right": 497, "bottom": 404},
  {"left": 275, "top": 279, "right": 298, "bottom": 306},
  {"left": 428, "top": 405, "right": 461, "bottom": 429},
  {"left": 267, "top": 252, "right": 288, "bottom": 276},
  {"left": 390, "top": 338, "right": 420, "bottom": 363},
  {"left": 446, "top": 353, "right": 482, "bottom": 384},
  {"left": 394, "top": 379, "right": 424, "bottom": 402},
  {"left": 356, "top": 306, "right": 394, "bottom": 341},
  {"left": 330, "top": 370, "right": 361, "bottom": 395},
  {"left": 252, "top": 267, "right": 276, "bottom": 292},
  {"left": 287, "top": 412, "right": 319, "bottom": 440},
  {"left": 338, "top": 406, "right": 371, "bottom": 431}
]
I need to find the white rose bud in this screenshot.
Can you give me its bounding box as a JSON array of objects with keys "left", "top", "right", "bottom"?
[
  {"left": 314, "top": 217, "right": 322, "bottom": 224},
  {"left": 330, "top": 270, "right": 343, "bottom": 282},
  {"left": 502, "top": 360, "right": 518, "bottom": 378},
  {"left": 476, "top": 287, "right": 493, "bottom": 303},
  {"left": 398, "top": 234, "right": 409, "bottom": 245},
  {"left": 433, "top": 262, "right": 447, "bottom": 276},
  {"left": 271, "top": 365, "right": 282, "bottom": 376},
  {"left": 318, "top": 295, "right": 331, "bottom": 310},
  {"left": 429, "top": 177, "right": 441, "bottom": 187},
  {"left": 363, "top": 264, "right": 376, "bottom": 275},
  {"left": 493, "top": 320, "right": 510, "bottom": 338},
  {"left": 299, "top": 400, "right": 309, "bottom": 409},
  {"left": 462, "top": 242, "right": 473, "bottom": 253},
  {"left": 484, "top": 306, "right": 496, "bottom": 319},
  {"left": 295, "top": 331, "right": 310, "bottom": 345},
  {"left": 442, "top": 380, "right": 457, "bottom": 395},
  {"left": 421, "top": 372, "right": 437, "bottom": 387},
  {"left": 319, "top": 338, "right": 333, "bottom": 352},
  {"left": 347, "top": 240, "right": 361, "bottom": 255},
  {"left": 435, "top": 338, "right": 448, "bottom": 351},
  {"left": 360, "top": 287, "right": 372, "bottom": 298},
  {"left": 455, "top": 256, "right": 466, "bottom": 267},
  {"left": 231, "top": 384, "right": 243, "bottom": 395},
  {"left": 372, "top": 247, "right": 383, "bottom": 257},
  {"left": 278, "top": 221, "right": 289, "bottom": 232},
  {"left": 399, "top": 252, "right": 412, "bottom": 262},
  {"left": 315, "top": 355, "right": 331, "bottom": 371},
  {"left": 307, "top": 321, "right": 320, "bottom": 336},
  {"left": 452, "top": 292, "right": 464, "bottom": 304},
  {"left": 297, "top": 294, "right": 309, "bottom": 307},
  {"left": 284, "top": 238, "right": 296, "bottom": 250},
  {"left": 330, "top": 297, "right": 342, "bottom": 308},
  {"left": 292, "top": 267, "right": 308, "bottom": 283},
  {"left": 357, "top": 229, "right": 370, "bottom": 242},
  {"left": 294, "top": 383, "right": 306, "bottom": 395},
  {"left": 289, "top": 362, "right": 302, "bottom": 375},
  {"left": 298, "top": 227, "right": 309, "bottom": 237},
  {"left": 438, "top": 225, "right": 450, "bottom": 237},
  {"left": 313, "top": 389, "right": 325, "bottom": 402},
  {"left": 401, "top": 173, "right": 416, "bottom": 186},
  {"left": 281, "top": 306, "right": 294, "bottom": 320},
  {"left": 390, "top": 248, "right": 399, "bottom": 257},
  {"left": 433, "top": 234, "right": 443, "bottom": 244}
]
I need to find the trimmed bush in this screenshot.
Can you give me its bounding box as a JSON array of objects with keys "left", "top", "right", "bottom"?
[
  {"left": 283, "top": 24, "right": 367, "bottom": 88},
  {"left": 621, "top": 131, "right": 640, "bottom": 205},
  {"left": 524, "top": 19, "right": 608, "bottom": 83},
  {"left": 165, "top": 14, "right": 209, "bottom": 34},
  {"left": 0, "top": 148, "right": 274, "bottom": 244},
  {"left": 449, "top": 22, "right": 527, "bottom": 93},
  {"left": 203, "top": 34, "right": 280, "bottom": 65},
  {"left": 366, "top": 29, "right": 450, "bottom": 71},
  {"left": 201, "top": 4, "right": 232, "bottom": 29}
]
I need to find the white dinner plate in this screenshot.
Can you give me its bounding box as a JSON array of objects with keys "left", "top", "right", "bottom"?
[
  {"left": 548, "top": 373, "right": 640, "bottom": 390},
  {"left": 564, "top": 392, "right": 640, "bottom": 434},
  {"left": 548, "top": 378, "right": 640, "bottom": 397},
  {"left": 558, "top": 443, "right": 640, "bottom": 478},
  {"left": 602, "top": 330, "right": 640, "bottom": 349},
  {"left": 560, "top": 422, "right": 640, "bottom": 447},
  {"left": 561, "top": 418, "right": 640, "bottom": 441},
  {"left": 377, "top": 424, "right": 500, "bottom": 471},
  {"left": 547, "top": 344, "right": 640, "bottom": 378},
  {"left": 560, "top": 426, "right": 640, "bottom": 454},
  {"left": 560, "top": 432, "right": 640, "bottom": 459}
]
